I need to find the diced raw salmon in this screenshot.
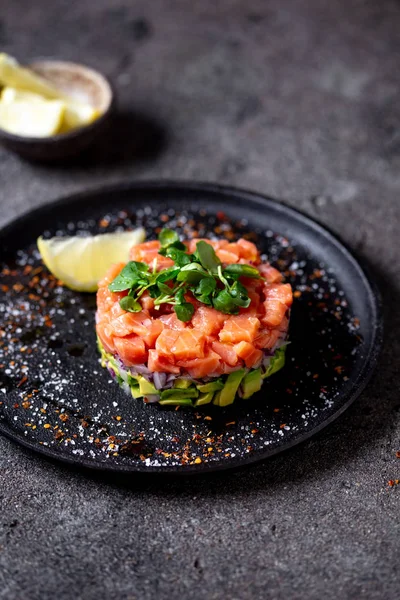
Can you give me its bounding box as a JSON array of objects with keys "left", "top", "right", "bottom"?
[
  {"left": 98, "top": 262, "right": 125, "bottom": 287},
  {"left": 171, "top": 329, "right": 206, "bottom": 360},
  {"left": 96, "top": 322, "right": 116, "bottom": 354},
  {"left": 234, "top": 341, "right": 263, "bottom": 368},
  {"left": 236, "top": 239, "right": 259, "bottom": 262},
  {"left": 96, "top": 285, "right": 116, "bottom": 314},
  {"left": 258, "top": 263, "right": 283, "bottom": 283},
  {"left": 177, "top": 351, "right": 222, "bottom": 379},
  {"left": 159, "top": 312, "right": 187, "bottom": 330},
  {"left": 106, "top": 311, "right": 152, "bottom": 338},
  {"left": 262, "top": 300, "right": 288, "bottom": 327},
  {"left": 219, "top": 315, "right": 260, "bottom": 344},
  {"left": 140, "top": 292, "right": 155, "bottom": 312},
  {"left": 155, "top": 329, "right": 181, "bottom": 357},
  {"left": 114, "top": 335, "right": 148, "bottom": 365},
  {"left": 216, "top": 249, "right": 240, "bottom": 264},
  {"left": 148, "top": 350, "right": 180, "bottom": 373},
  {"left": 254, "top": 328, "right": 281, "bottom": 350},
  {"left": 191, "top": 305, "right": 227, "bottom": 336},
  {"left": 129, "top": 240, "right": 174, "bottom": 270},
  {"left": 262, "top": 283, "right": 292, "bottom": 327},
  {"left": 211, "top": 340, "right": 240, "bottom": 366},
  {"left": 142, "top": 319, "right": 163, "bottom": 348},
  {"left": 264, "top": 283, "right": 293, "bottom": 306}
]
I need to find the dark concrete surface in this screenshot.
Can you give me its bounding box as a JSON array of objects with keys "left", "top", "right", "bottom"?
[{"left": 0, "top": 1, "right": 399, "bottom": 599}]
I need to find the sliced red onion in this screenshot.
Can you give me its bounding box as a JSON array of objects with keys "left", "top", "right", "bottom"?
[
  {"left": 153, "top": 372, "right": 167, "bottom": 390},
  {"left": 131, "top": 364, "right": 152, "bottom": 375},
  {"left": 107, "top": 367, "right": 117, "bottom": 379}
]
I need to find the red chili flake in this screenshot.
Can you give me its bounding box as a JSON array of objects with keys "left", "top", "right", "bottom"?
[
  {"left": 226, "top": 421, "right": 236, "bottom": 426},
  {"left": 279, "top": 423, "right": 286, "bottom": 429},
  {"left": 160, "top": 214, "right": 169, "bottom": 223},
  {"left": 43, "top": 424, "right": 51, "bottom": 429},
  {"left": 17, "top": 376, "right": 28, "bottom": 388},
  {"left": 22, "top": 401, "right": 30, "bottom": 409},
  {"left": 216, "top": 211, "right": 226, "bottom": 220},
  {"left": 171, "top": 436, "right": 179, "bottom": 443},
  {"left": 13, "top": 403, "right": 20, "bottom": 409},
  {"left": 388, "top": 480, "right": 395, "bottom": 487},
  {"left": 273, "top": 408, "right": 280, "bottom": 413},
  {"left": 251, "top": 428, "right": 259, "bottom": 434},
  {"left": 204, "top": 416, "right": 212, "bottom": 421},
  {"left": 59, "top": 413, "right": 69, "bottom": 422},
  {"left": 293, "top": 290, "right": 301, "bottom": 298},
  {"left": 99, "top": 218, "right": 110, "bottom": 228},
  {"left": 313, "top": 374, "right": 319, "bottom": 379}
]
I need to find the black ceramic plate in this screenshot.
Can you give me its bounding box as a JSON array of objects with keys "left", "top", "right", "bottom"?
[{"left": 0, "top": 182, "right": 382, "bottom": 474}]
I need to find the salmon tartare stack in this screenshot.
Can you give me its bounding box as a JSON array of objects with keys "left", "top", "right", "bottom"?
[{"left": 96, "top": 229, "right": 292, "bottom": 407}]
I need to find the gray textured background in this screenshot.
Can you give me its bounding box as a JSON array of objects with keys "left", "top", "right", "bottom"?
[{"left": 0, "top": 1, "right": 399, "bottom": 599}]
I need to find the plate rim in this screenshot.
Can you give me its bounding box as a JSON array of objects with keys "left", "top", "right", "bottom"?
[{"left": 0, "top": 180, "right": 384, "bottom": 474}]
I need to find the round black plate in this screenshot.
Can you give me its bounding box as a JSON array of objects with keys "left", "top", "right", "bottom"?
[{"left": 0, "top": 182, "right": 382, "bottom": 474}]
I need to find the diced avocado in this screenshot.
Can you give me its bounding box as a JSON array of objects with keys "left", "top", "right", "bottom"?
[
  {"left": 160, "top": 387, "right": 199, "bottom": 400},
  {"left": 242, "top": 368, "right": 262, "bottom": 399},
  {"left": 174, "top": 378, "right": 192, "bottom": 390},
  {"left": 138, "top": 377, "right": 158, "bottom": 396},
  {"left": 196, "top": 380, "right": 224, "bottom": 393},
  {"left": 127, "top": 375, "right": 141, "bottom": 398},
  {"left": 263, "top": 346, "right": 286, "bottom": 379},
  {"left": 194, "top": 391, "right": 214, "bottom": 407},
  {"left": 213, "top": 369, "right": 246, "bottom": 406},
  {"left": 159, "top": 397, "right": 194, "bottom": 406}
]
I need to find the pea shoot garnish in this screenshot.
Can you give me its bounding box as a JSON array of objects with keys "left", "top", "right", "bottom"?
[{"left": 108, "top": 229, "right": 263, "bottom": 322}]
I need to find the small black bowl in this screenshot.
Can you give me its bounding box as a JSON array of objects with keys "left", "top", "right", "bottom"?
[{"left": 0, "top": 60, "right": 115, "bottom": 162}]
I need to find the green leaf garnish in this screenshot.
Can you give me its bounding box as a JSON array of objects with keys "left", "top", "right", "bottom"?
[
  {"left": 158, "top": 228, "right": 180, "bottom": 248},
  {"left": 194, "top": 277, "right": 216, "bottom": 297},
  {"left": 108, "top": 261, "right": 149, "bottom": 292},
  {"left": 196, "top": 241, "right": 221, "bottom": 273},
  {"left": 108, "top": 229, "right": 262, "bottom": 321},
  {"left": 174, "top": 302, "right": 195, "bottom": 322},
  {"left": 223, "top": 264, "right": 263, "bottom": 279},
  {"left": 177, "top": 263, "right": 208, "bottom": 284},
  {"left": 119, "top": 296, "right": 143, "bottom": 312},
  {"left": 213, "top": 289, "right": 240, "bottom": 314}
]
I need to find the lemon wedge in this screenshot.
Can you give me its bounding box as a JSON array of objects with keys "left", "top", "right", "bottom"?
[
  {"left": 0, "top": 53, "right": 103, "bottom": 134},
  {"left": 37, "top": 229, "right": 146, "bottom": 292},
  {"left": 0, "top": 53, "right": 67, "bottom": 100},
  {"left": 0, "top": 99, "right": 65, "bottom": 137},
  {"left": 60, "top": 103, "right": 101, "bottom": 133},
  {"left": 1, "top": 87, "right": 101, "bottom": 134}
]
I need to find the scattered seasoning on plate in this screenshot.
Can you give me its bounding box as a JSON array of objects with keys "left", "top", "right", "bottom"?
[{"left": 0, "top": 206, "right": 364, "bottom": 469}]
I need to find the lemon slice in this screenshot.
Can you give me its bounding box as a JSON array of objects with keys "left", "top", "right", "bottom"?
[
  {"left": 1, "top": 86, "right": 44, "bottom": 104},
  {"left": 1, "top": 86, "right": 100, "bottom": 133},
  {"left": 0, "top": 53, "right": 68, "bottom": 100},
  {"left": 60, "top": 103, "right": 102, "bottom": 133},
  {"left": 0, "top": 99, "right": 65, "bottom": 137},
  {"left": 37, "top": 229, "right": 146, "bottom": 292}
]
